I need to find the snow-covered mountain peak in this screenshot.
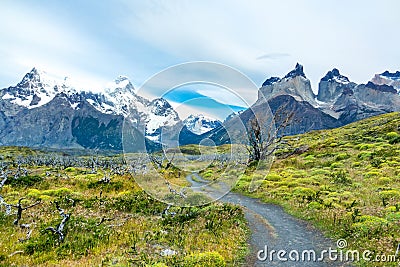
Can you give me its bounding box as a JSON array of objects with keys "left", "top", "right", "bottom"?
[
  {"left": 183, "top": 114, "right": 222, "bottom": 135},
  {"left": 105, "top": 75, "right": 136, "bottom": 95},
  {"left": 1, "top": 67, "right": 78, "bottom": 109},
  {"left": 17, "top": 67, "right": 64, "bottom": 92}
]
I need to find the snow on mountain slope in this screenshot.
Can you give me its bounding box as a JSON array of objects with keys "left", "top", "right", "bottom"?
[
  {"left": 371, "top": 71, "right": 400, "bottom": 92},
  {"left": 0, "top": 68, "right": 78, "bottom": 109},
  {"left": 0, "top": 67, "right": 181, "bottom": 142},
  {"left": 183, "top": 114, "right": 222, "bottom": 135}
]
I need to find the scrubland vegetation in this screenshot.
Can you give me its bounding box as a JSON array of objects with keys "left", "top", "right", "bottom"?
[
  {"left": 1, "top": 112, "right": 400, "bottom": 266},
  {"left": 0, "top": 148, "right": 248, "bottom": 266},
  {"left": 228, "top": 112, "right": 400, "bottom": 266}
]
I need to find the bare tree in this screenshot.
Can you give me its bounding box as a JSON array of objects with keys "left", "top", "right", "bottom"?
[
  {"left": 45, "top": 201, "right": 70, "bottom": 242},
  {"left": 11, "top": 198, "right": 41, "bottom": 226},
  {"left": 247, "top": 103, "right": 295, "bottom": 162},
  {"left": 149, "top": 153, "right": 176, "bottom": 170}
]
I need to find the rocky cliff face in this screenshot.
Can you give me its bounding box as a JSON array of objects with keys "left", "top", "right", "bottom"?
[
  {"left": 0, "top": 68, "right": 181, "bottom": 150},
  {"left": 258, "top": 63, "right": 316, "bottom": 105},
  {"left": 317, "top": 68, "right": 356, "bottom": 104},
  {"left": 1, "top": 65, "right": 400, "bottom": 150},
  {"left": 371, "top": 71, "right": 400, "bottom": 91},
  {"left": 215, "top": 64, "right": 400, "bottom": 146}
]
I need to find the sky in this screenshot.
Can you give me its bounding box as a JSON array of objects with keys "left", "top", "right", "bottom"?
[{"left": 1, "top": 0, "right": 399, "bottom": 119}]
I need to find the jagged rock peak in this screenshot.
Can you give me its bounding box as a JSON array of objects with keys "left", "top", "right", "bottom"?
[
  {"left": 380, "top": 70, "right": 400, "bottom": 80},
  {"left": 365, "top": 81, "right": 397, "bottom": 94},
  {"left": 18, "top": 67, "right": 54, "bottom": 88},
  {"left": 262, "top": 77, "right": 280, "bottom": 87},
  {"left": 283, "top": 63, "right": 306, "bottom": 79},
  {"left": 321, "top": 68, "right": 350, "bottom": 84}
]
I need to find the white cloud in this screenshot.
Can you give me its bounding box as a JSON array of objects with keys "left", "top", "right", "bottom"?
[
  {"left": 0, "top": 1, "right": 121, "bottom": 91},
  {"left": 1, "top": 0, "right": 400, "bottom": 100},
  {"left": 118, "top": 0, "right": 400, "bottom": 92}
]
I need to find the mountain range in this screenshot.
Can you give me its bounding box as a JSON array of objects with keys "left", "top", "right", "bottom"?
[
  {"left": 224, "top": 63, "right": 400, "bottom": 138},
  {"left": 0, "top": 65, "right": 399, "bottom": 151}
]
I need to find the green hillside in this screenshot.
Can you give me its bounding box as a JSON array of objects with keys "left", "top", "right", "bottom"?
[{"left": 234, "top": 112, "right": 400, "bottom": 266}]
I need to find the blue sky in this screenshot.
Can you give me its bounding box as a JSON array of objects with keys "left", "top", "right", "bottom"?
[{"left": 1, "top": 0, "right": 400, "bottom": 119}]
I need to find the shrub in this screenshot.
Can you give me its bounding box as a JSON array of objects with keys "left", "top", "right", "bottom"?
[
  {"left": 357, "top": 152, "right": 372, "bottom": 160},
  {"left": 335, "top": 153, "right": 350, "bottom": 161},
  {"left": 310, "top": 169, "right": 330, "bottom": 176},
  {"left": 265, "top": 173, "right": 281, "bottom": 182},
  {"left": 8, "top": 175, "right": 43, "bottom": 187},
  {"left": 330, "top": 162, "right": 344, "bottom": 169},
  {"left": 351, "top": 162, "right": 361, "bottom": 168},
  {"left": 307, "top": 201, "right": 322, "bottom": 210},
  {"left": 363, "top": 171, "right": 380, "bottom": 178},
  {"left": 386, "top": 132, "right": 400, "bottom": 144},
  {"left": 351, "top": 215, "right": 388, "bottom": 236},
  {"left": 202, "top": 170, "right": 214, "bottom": 179},
  {"left": 322, "top": 197, "right": 339, "bottom": 208},
  {"left": 385, "top": 212, "right": 400, "bottom": 222},
  {"left": 64, "top": 167, "right": 76, "bottom": 172},
  {"left": 356, "top": 144, "right": 374, "bottom": 150},
  {"left": 379, "top": 190, "right": 400, "bottom": 202},
  {"left": 183, "top": 252, "right": 226, "bottom": 267},
  {"left": 386, "top": 132, "right": 399, "bottom": 139},
  {"left": 304, "top": 155, "right": 315, "bottom": 161},
  {"left": 293, "top": 187, "right": 316, "bottom": 202},
  {"left": 330, "top": 170, "right": 351, "bottom": 185}
]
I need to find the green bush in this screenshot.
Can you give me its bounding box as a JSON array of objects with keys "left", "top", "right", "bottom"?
[
  {"left": 183, "top": 252, "right": 226, "bottom": 267},
  {"left": 64, "top": 167, "right": 76, "bottom": 172},
  {"left": 385, "top": 132, "right": 400, "bottom": 144},
  {"left": 330, "top": 170, "right": 351, "bottom": 185},
  {"left": 379, "top": 190, "right": 400, "bottom": 202},
  {"left": 351, "top": 215, "right": 388, "bottom": 236},
  {"left": 335, "top": 153, "right": 350, "bottom": 161},
  {"left": 8, "top": 175, "right": 43, "bottom": 187},
  {"left": 293, "top": 187, "right": 316, "bottom": 202},
  {"left": 150, "top": 263, "right": 168, "bottom": 267},
  {"left": 330, "top": 162, "right": 344, "bottom": 169},
  {"left": 303, "top": 155, "right": 315, "bottom": 161},
  {"left": 307, "top": 201, "right": 322, "bottom": 210},
  {"left": 386, "top": 132, "right": 399, "bottom": 139},
  {"left": 265, "top": 173, "right": 281, "bottom": 182}
]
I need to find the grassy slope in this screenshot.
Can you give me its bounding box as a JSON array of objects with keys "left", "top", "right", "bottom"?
[
  {"left": 0, "top": 148, "right": 249, "bottom": 266},
  {"left": 233, "top": 112, "right": 400, "bottom": 266}
]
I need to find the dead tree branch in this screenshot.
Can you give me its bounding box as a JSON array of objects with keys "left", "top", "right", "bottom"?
[
  {"left": 165, "top": 180, "right": 186, "bottom": 198},
  {"left": 11, "top": 198, "right": 41, "bottom": 226},
  {"left": 247, "top": 102, "right": 295, "bottom": 162},
  {"left": 45, "top": 201, "right": 70, "bottom": 242}
]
